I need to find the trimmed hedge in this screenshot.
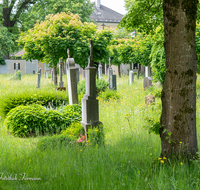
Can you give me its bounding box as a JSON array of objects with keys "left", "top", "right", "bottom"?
[
  {"left": 4, "top": 104, "right": 82, "bottom": 137},
  {"left": 0, "top": 89, "right": 68, "bottom": 117}
]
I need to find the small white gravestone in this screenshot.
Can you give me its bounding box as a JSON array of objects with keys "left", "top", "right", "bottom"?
[{"left": 129, "top": 71, "right": 134, "bottom": 85}]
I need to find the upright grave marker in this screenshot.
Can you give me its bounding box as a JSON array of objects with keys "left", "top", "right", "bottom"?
[
  {"left": 129, "top": 70, "right": 134, "bottom": 85},
  {"left": 81, "top": 40, "right": 101, "bottom": 138},
  {"left": 108, "top": 57, "right": 117, "bottom": 90},
  {"left": 143, "top": 65, "right": 152, "bottom": 90},
  {"left": 59, "top": 59, "right": 64, "bottom": 87},
  {"left": 66, "top": 49, "right": 78, "bottom": 105},
  {"left": 98, "top": 62, "right": 102, "bottom": 78},
  {"left": 37, "top": 68, "right": 41, "bottom": 88}
]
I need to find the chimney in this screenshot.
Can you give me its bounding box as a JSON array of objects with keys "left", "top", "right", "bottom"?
[{"left": 95, "top": 0, "right": 101, "bottom": 9}]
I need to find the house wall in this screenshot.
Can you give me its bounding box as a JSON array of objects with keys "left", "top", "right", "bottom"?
[
  {"left": 8, "top": 59, "right": 26, "bottom": 74},
  {"left": 97, "top": 22, "right": 119, "bottom": 31},
  {"left": 0, "top": 60, "right": 9, "bottom": 74},
  {"left": 25, "top": 60, "right": 38, "bottom": 74}
]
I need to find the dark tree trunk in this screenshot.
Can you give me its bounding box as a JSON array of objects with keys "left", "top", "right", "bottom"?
[
  {"left": 118, "top": 64, "right": 121, "bottom": 77},
  {"left": 137, "top": 64, "right": 141, "bottom": 79},
  {"left": 160, "top": 0, "right": 198, "bottom": 158},
  {"left": 53, "top": 66, "right": 57, "bottom": 86}
]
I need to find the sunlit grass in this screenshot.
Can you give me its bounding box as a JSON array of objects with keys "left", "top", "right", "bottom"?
[{"left": 0, "top": 74, "right": 200, "bottom": 189}]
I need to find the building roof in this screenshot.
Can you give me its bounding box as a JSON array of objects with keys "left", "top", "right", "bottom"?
[
  {"left": 90, "top": 3, "right": 123, "bottom": 23},
  {"left": 14, "top": 49, "right": 25, "bottom": 56}
]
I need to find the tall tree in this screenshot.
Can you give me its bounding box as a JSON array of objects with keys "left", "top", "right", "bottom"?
[
  {"left": 121, "top": 0, "right": 199, "bottom": 158},
  {"left": 160, "top": 0, "right": 198, "bottom": 158},
  {"left": 0, "top": 0, "right": 94, "bottom": 57}
]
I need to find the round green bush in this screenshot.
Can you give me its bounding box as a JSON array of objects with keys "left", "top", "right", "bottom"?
[
  {"left": 43, "top": 110, "right": 68, "bottom": 134},
  {"left": 60, "top": 104, "right": 82, "bottom": 125},
  {"left": 4, "top": 104, "right": 46, "bottom": 137}
]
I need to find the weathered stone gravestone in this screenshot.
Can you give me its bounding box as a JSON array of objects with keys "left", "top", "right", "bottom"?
[
  {"left": 108, "top": 57, "right": 117, "bottom": 90},
  {"left": 59, "top": 59, "right": 64, "bottom": 87},
  {"left": 81, "top": 40, "right": 101, "bottom": 138},
  {"left": 145, "top": 94, "right": 155, "bottom": 105},
  {"left": 143, "top": 65, "right": 152, "bottom": 90},
  {"left": 129, "top": 70, "right": 134, "bottom": 85},
  {"left": 37, "top": 68, "right": 41, "bottom": 88},
  {"left": 98, "top": 63, "right": 102, "bottom": 78},
  {"left": 104, "top": 63, "right": 107, "bottom": 76},
  {"left": 46, "top": 71, "right": 49, "bottom": 79},
  {"left": 76, "top": 68, "right": 79, "bottom": 84},
  {"left": 66, "top": 55, "right": 78, "bottom": 105}
]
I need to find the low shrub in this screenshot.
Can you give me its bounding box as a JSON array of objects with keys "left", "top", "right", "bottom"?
[
  {"left": 43, "top": 110, "right": 68, "bottom": 134},
  {"left": 60, "top": 104, "right": 82, "bottom": 126},
  {"left": 4, "top": 104, "right": 82, "bottom": 137},
  {"left": 98, "top": 89, "right": 120, "bottom": 101},
  {"left": 4, "top": 104, "right": 46, "bottom": 137},
  {"left": 37, "top": 122, "right": 84, "bottom": 150},
  {"left": 0, "top": 89, "right": 68, "bottom": 117},
  {"left": 78, "top": 78, "right": 109, "bottom": 95},
  {"left": 88, "top": 125, "right": 104, "bottom": 146}
]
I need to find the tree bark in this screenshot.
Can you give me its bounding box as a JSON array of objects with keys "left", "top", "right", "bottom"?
[
  {"left": 160, "top": 0, "right": 198, "bottom": 158},
  {"left": 53, "top": 66, "right": 57, "bottom": 86},
  {"left": 137, "top": 64, "right": 141, "bottom": 79}
]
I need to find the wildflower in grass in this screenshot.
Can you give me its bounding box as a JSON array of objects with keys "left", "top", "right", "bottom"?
[
  {"left": 95, "top": 130, "right": 98, "bottom": 132},
  {"left": 163, "top": 157, "right": 167, "bottom": 159},
  {"left": 180, "top": 142, "right": 182, "bottom": 144},
  {"left": 160, "top": 160, "right": 164, "bottom": 164},
  {"left": 180, "top": 162, "right": 183, "bottom": 166},
  {"left": 158, "top": 158, "right": 162, "bottom": 160},
  {"left": 76, "top": 135, "right": 86, "bottom": 143}
]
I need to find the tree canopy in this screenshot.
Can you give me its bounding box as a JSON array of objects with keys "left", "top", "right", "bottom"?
[{"left": 19, "top": 12, "right": 113, "bottom": 68}]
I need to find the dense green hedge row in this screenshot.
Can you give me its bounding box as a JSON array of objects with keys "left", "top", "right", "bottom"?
[
  {"left": 0, "top": 89, "right": 68, "bottom": 117},
  {"left": 4, "top": 104, "right": 81, "bottom": 137}
]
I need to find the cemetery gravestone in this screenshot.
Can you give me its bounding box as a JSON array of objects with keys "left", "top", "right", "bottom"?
[
  {"left": 66, "top": 57, "right": 78, "bottom": 105},
  {"left": 81, "top": 40, "right": 101, "bottom": 138},
  {"left": 129, "top": 71, "right": 134, "bottom": 85},
  {"left": 98, "top": 63, "right": 102, "bottom": 78},
  {"left": 37, "top": 68, "right": 41, "bottom": 88},
  {"left": 143, "top": 66, "right": 152, "bottom": 90}
]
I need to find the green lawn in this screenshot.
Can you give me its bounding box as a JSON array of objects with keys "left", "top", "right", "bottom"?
[{"left": 0, "top": 73, "right": 200, "bottom": 189}]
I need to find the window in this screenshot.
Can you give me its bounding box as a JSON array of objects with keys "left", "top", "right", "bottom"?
[{"left": 14, "top": 63, "right": 20, "bottom": 70}]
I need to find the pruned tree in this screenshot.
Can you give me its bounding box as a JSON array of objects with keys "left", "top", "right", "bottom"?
[{"left": 121, "top": 0, "right": 199, "bottom": 159}]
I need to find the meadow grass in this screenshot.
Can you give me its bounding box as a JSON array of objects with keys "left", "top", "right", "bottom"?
[{"left": 0, "top": 74, "right": 200, "bottom": 189}]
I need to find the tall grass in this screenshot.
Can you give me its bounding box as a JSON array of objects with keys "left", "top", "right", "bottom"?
[{"left": 0, "top": 74, "right": 200, "bottom": 189}]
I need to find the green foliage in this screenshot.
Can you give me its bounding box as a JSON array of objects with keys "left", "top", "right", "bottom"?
[
  {"left": 4, "top": 103, "right": 82, "bottom": 137},
  {"left": 0, "top": 90, "right": 68, "bottom": 117},
  {"left": 4, "top": 104, "right": 46, "bottom": 137},
  {"left": 61, "top": 122, "right": 84, "bottom": 140},
  {"left": 37, "top": 134, "right": 71, "bottom": 150},
  {"left": 88, "top": 125, "right": 104, "bottom": 146},
  {"left": 19, "top": 12, "right": 113, "bottom": 68},
  {"left": 121, "top": 0, "right": 163, "bottom": 33},
  {"left": 0, "top": 26, "right": 14, "bottom": 61},
  {"left": 19, "top": 0, "right": 94, "bottom": 32},
  {"left": 43, "top": 110, "right": 67, "bottom": 134},
  {"left": 37, "top": 122, "right": 83, "bottom": 150},
  {"left": 78, "top": 78, "right": 109, "bottom": 95},
  {"left": 148, "top": 84, "right": 162, "bottom": 98},
  {"left": 150, "top": 25, "right": 165, "bottom": 85},
  {"left": 98, "top": 89, "right": 120, "bottom": 101},
  {"left": 14, "top": 71, "right": 22, "bottom": 80}
]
